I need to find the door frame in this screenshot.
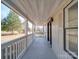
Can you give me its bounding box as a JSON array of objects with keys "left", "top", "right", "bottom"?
[{"left": 47, "top": 17, "right": 53, "bottom": 47}]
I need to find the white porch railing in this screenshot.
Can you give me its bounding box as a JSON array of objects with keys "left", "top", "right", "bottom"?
[{"left": 1, "top": 36, "right": 27, "bottom": 59}]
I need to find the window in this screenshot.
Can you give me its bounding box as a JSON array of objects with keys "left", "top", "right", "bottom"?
[{"left": 64, "top": 0, "right": 78, "bottom": 58}]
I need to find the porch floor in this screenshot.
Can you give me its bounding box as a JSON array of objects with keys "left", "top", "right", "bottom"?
[{"left": 21, "top": 35, "right": 57, "bottom": 59}]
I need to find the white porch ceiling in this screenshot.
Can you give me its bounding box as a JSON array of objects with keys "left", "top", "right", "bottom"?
[{"left": 2, "top": 0, "right": 63, "bottom": 25}]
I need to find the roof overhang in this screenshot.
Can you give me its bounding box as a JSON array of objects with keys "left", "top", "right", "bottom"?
[{"left": 1, "top": 0, "right": 67, "bottom": 25}]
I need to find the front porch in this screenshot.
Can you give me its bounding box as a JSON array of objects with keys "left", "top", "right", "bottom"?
[
  {"left": 1, "top": 0, "right": 78, "bottom": 59},
  {"left": 21, "top": 34, "right": 57, "bottom": 59}
]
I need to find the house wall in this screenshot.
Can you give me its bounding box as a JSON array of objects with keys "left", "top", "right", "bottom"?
[{"left": 51, "top": 0, "right": 75, "bottom": 59}]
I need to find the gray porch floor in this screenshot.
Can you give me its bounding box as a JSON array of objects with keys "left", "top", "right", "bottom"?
[{"left": 21, "top": 36, "right": 57, "bottom": 59}]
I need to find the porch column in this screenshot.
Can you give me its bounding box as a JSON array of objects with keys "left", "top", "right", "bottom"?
[
  {"left": 32, "top": 24, "right": 35, "bottom": 39},
  {"left": 24, "top": 19, "right": 28, "bottom": 48},
  {"left": 25, "top": 19, "right": 28, "bottom": 36}
]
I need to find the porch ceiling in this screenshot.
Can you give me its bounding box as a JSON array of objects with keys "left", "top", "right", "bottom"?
[{"left": 2, "top": 0, "right": 63, "bottom": 25}]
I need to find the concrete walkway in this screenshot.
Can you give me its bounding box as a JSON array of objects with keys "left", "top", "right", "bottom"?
[{"left": 22, "top": 36, "right": 57, "bottom": 59}]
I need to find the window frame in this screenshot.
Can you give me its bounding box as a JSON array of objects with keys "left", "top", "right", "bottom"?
[{"left": 63, "top": 0, "right": 78, "bottom": 58}]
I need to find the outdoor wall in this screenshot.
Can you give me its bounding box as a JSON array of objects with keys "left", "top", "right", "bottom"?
[{"left": 51, "top": 1, "right": 73, "bottom": 59}]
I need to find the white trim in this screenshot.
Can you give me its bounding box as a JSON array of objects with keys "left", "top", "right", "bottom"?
[
  {"left": 66, "top": 0, "right": 78, "bottom": 9},
  {"left": 67, "top": 49, "right": 78, "bottom": 58}
]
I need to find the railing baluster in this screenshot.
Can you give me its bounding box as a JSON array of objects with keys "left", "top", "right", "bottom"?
[
  {"left": 20, "top": 40, "right": 21, "bottom": 53},
  {"left": 24, "top": 38, "right": 26, "bottom": 50},
  {"left": 22, "top": 40, "right": 23, "bottom": 51},
  {"left": 14, "top": 44, "right": 16, "bottom": 59},
  {"left": 12, "top": 44, "right": 15, "bottom": 59},
  {"left": 17, "top": 42, "right": 18, "bottom": 58},
  {"left": 5, "top": 48, "right": 8, "bottom": 59},
  {"left": 21, "top": 40, "right": 23, "bottom": 52},
  {"left": 18, "top": 42, "right": 20, "bottom": 54},
  {"left": 18, "top": 42, "right": 20, "bottom": 56},
  {"left": 1, "top": 48, "right": 5, "bottom": 59},
  {"left": 24, "top": 40, "right": 25, "bottom": 49},
  {"left": 17, "top": 43, "right": 18, "bottom": 57},
  {"left": 16, "top": 43, "right": 17, "bottom": 59},
  {"left": 10, "top": 45, "right": 12, "bottom": 59},
  {"left": 23, "top": 39, "right": 24, "bottom": 49},
  {"left": 21, "top": 40, "right": 22, "bottom": 52},
  {"left": 13, "top": 44, "right": 15, "bottom": 59},
  {"left": 8, "top": 46, "right": 10, "bottom": 59},
  {"left": 21, "top": 40, "right": 23, "bottom": 50},
  {"left": 11, "top": 45, "right": 13, "bottom": 59},
  {"left": 24, "top": 39, "right": 25, "bottom": 50},
  {"left": 19, "top": 41, "right": 20, "bottom": 54}
]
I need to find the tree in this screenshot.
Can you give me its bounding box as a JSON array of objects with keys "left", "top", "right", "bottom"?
[
  {"left": 1, "top": 18, "right": 8, "bottom": 31},
  {"left": 1, "top": 11, "right": 23, "bottom": 33}
]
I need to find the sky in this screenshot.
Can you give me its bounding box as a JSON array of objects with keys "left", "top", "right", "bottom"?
[
  {"left": 1, "top": 3, "right": 10, "bottom": 19},
  {"left": 1, "top": 3, "right": 25, "bottom": 23}
]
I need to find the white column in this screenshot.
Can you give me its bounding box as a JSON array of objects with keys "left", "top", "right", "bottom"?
[
  {"left": 25, "top": 19, "right": 28, "bottom": 36},
  {"left": 32, "top": 24, "right": 35, "bottom": 38},
  {"left": 25, "top": 19, "right": 28, "bottom": 47}
]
